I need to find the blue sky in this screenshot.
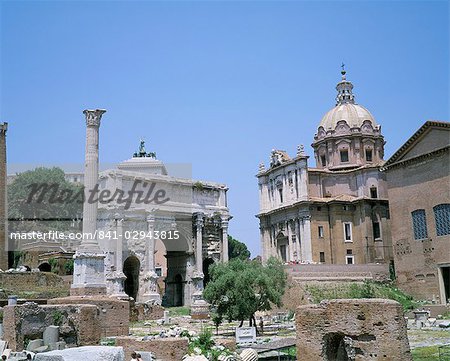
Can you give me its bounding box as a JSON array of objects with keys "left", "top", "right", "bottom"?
[{"left": 1, "top": 0, "right": 448, "bottom": 256}]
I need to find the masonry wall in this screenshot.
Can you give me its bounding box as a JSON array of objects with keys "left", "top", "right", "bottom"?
[
  {"left": 3, "top": 302, "right": 101, "bottom": 351},
  {"left": 116, "top": 336, "right": 188, "bottom": 361},
  {"left": 296, "top": 299, "right": 412, "bottom": 361},
  {"left": 386, "top": 150, "right": 450, "bottom": 303},
  {"left": 48, "top": 296, "right": 129, "bottom": 337}
]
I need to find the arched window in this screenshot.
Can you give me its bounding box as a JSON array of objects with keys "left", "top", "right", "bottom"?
[
  {"left": 412, "top": 209, "right": 428, "bottom": 240},
  {"left": 434, "top": 204, "right": 450, "bottom": 236}
]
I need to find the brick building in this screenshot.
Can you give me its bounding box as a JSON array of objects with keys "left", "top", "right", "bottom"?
[{"left": 382, "top": 121, "right": 450, "bottom": 304}]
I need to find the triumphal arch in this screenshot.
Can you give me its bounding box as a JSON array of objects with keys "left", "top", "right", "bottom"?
[{"left": 94, "top": 141, "right": 231, "bottom": 307}]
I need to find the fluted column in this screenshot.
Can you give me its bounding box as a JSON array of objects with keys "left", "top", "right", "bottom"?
[
  {"left": 107, "top": 214, "right": 127, "bottom": 299},
  {"left": 195, "top": 214, "right": 204, "bottom": 273},
  {"left": 0, "top": 123, "right": 7, "bottom": 271},
  {"left": 81, "top": 109, "right": 106, "bottom": 251},
  {"left": 221, "top": 219, "right": 229, "bottom": 262},
  {"left": 142, "top": 214, "right": 161, "bottom": 303},
  {"left": 146, "top": 215, "right": 156, "bottom": 272},
  {"left": 115, "top": 215, "right": 124, "bottom": 272}
]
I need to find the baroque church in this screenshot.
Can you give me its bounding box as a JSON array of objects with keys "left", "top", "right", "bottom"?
[{"left": 257, "top": 69, "right": 393, "bottom": 266}]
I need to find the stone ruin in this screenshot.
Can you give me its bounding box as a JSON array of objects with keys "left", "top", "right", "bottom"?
[
  {"left": 296, "top": 299, "right": 412, "bottom": 361},
  {"left": 3, "top": 302, "right": 102, "bottom": 351}
]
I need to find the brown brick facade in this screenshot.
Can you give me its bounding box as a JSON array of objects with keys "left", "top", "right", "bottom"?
[
  {"left": 384, "top": 121, "right": 450, "bottom": 303},
  {"left": 296, "top": 299, "right": 412, "bottom": 361}
]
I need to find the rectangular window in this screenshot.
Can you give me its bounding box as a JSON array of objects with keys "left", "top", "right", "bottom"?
[
  {"left": 346, "top": 255, "right": 354, "bottom": 265},
  {"left": 370, "top": 187, "right": 378, "bottom": 198},
  {"left": 434, "top": 204, "right": 450, "bottom": 236},
  {"left": 344, "top": 222, "right": 352, "bottom": 242},
  {"left": 279, "top": 189, "right": 283, "bottom": 203},
  {"left": 321, "top": 155, "right": 326, "bottom": 166},
  {"left": 318, "top": 225, "right": 324, "bottom": 238},
  {"left": 373, "top": 222, "right": 381, "bottom": 240},
  {"left": 365, "top": 149, "right": 373, "bottom": 162},
  {"left": 340, "top": 150, "right": 349, "bottom": 162},
  {"left": 412, "top": 209, "right": 428, "bottom": 240},
  {"left": 319, "top": 252, "right": 325, "bottom": 263}
]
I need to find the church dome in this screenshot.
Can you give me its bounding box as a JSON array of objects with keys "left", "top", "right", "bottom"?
[
  {"left": 319, "top": 103, "right": 377, "bottom": 130},
  {"left": 318, "top": 68, "right": 378, "bottom": 131}
]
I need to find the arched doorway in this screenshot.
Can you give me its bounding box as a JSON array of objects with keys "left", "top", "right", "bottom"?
[
  {"left": 203, "top": 258, "right": 215, "bottom": 287},
  {"left": 173, "top": 274, "right": 183, "bottom": 307},
  {"left": 123, "top": 256, "right": 140, "bottom": 301},
  {"left": 38, "top": 262, "right": 51, "bottom": 272}
]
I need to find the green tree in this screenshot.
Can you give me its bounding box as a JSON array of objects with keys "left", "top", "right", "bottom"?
[
  {"left": 227, "top": 235, "right": 251, "bottom": 260},
  {"left": 8, "top": 167, "right": 83, "bottom": 233},
  {"left": 203, "top": 257, "right": 287, "bottom": 329}
]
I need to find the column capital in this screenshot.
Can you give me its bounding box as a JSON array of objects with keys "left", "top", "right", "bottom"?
[
  {"left": 0, "top": 122, "right": 8, "bottom": 135},
  {"left": 195, "top": 213, "right": 204, "bottom": 227},
  {"left": 83, "top": 109, "right": 106, "bottom": 127},
  {"left": 221, "top": 218, "right": 229, "bottom": 229}
]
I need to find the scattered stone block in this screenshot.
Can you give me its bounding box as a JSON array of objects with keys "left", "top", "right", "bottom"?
[
  {"left": 0, "top": 340, "right": 7, "bottom": 354},
  {"left": 33, "top": 346, "right": 125, "bottom": 361},
  {"left": 48, "top": 341, "right": 66, "bottom": 351},
  {"left": 235, "top": 327, "right": 256, "bottom": 344},
  {"left": 26, "top": 339, "right": 44, "bottom": 352},
  {"left": 439, "top": 321, "right": 450, "bottom": 328},
  {"left": 135, "top": 351, "right": 155, "bottom": 361},
  {"left": 34, "top": 345, "right": 49, "bottom": 353},
  {"left": 43, "top": 325, "right": 60, "bottom": 345}
]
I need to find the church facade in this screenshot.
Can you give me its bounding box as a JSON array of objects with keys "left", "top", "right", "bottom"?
[{"left": 257, "top": 70, "right": 393, "bottom": 266}]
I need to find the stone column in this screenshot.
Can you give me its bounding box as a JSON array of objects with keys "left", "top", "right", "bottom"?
[
  {"left": 0, "top": 123, "right": 8, "bottom": 271},
  {"left": 287, "top": 220, "right": 294, "bottom": 262},
  {"left": 260, "top": 226, "right": 267, "bottom": 264},
  {"left": 71, "top": 109, "right": 107, "bottom": 296},
  {"left": 191, "top": 213, "right": 208, "bottom": 317},
  {"left": 80, "top": 109, "right": 105, "bottom": 251},
  {"left": 300, "top": 216, "right": 313, "bottom": 263},
  {"left": 221, "top": 218, "right": 229, "bottom": 262},
  {"left": 142, "top": 214, "right": 161, "bottom": 304},
  {"left": 195, "top": 214, "right": 204, "bottom": 275},
  {"left": 107, "top": 214, "right": 127, "bottom": 299},
  {"left": 294, "top": 218, "right": 301, "bottom": 262}
]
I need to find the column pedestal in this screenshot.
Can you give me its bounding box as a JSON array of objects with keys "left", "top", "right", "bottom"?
[
  {"left": 142, "top": 270, "right": 162, "bottom": 304},
  {"left": 71, "top": 252, "right": 107, "bottom": 296},
  {"left": 190, "top": 271, "right": 209, "bottom": 319}
]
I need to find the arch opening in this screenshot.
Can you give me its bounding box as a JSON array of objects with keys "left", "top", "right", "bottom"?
[
  {"left": 123, "top": 256, "right": 140, "bottom": 301},
  {"left": 38, "top": 262, "right": 51, "bottom": 272}
]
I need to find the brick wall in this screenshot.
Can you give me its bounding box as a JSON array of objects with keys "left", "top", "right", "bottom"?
[
  {"left": 296, "top": 299, "right": 411, "bottom": 361},
  {"left": 116, "top": 337, "right": 188, "bottom": 361},
  {"left": 48, "top": 296, "right": 129, "bottom": 337}
]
